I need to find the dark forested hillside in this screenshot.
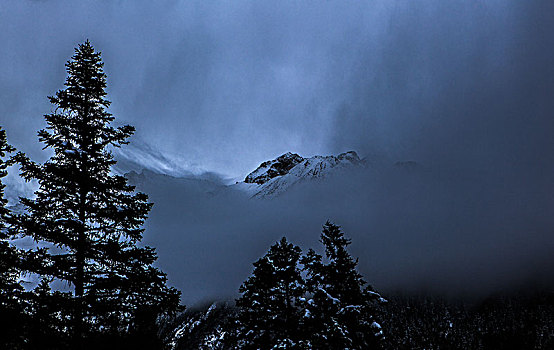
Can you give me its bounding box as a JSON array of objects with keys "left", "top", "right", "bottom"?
[{"left": 164, "top": 292, "right": 554, "bottom": 350}]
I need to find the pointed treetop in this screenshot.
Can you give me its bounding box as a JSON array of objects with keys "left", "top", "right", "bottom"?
[
  {"left": 48, "top": 39, "right": 110, "bottom": 116},
  {"left": 320, "top": 221, "right": 352, "bottom": 261}
]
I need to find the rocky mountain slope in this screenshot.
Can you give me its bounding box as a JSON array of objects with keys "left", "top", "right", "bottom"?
[{"left": 235, "top": 151, "right": 365, "bottom": 198}]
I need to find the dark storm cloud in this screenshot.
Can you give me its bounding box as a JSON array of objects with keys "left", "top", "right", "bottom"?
[
  {"left": 2, "top": 1, "right": 552, "bottom": 178},
  {"left": 332, "top": 1, "right": 554, "bottom": 168},
  {"left": 323, "top": 1, "right": 554, "bottom": 297}
]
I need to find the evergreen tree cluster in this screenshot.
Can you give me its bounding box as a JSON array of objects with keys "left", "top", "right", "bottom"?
[
  {"left": 0, "top": 41, "right": 180, "bottom": 349},
  {"left": 233, "top": 222, "right": 385, "bottom": 349}
]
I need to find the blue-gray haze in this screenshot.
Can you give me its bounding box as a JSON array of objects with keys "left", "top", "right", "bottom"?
[{"left": 1, "top": 0, "right": 553, "bottom": 303}]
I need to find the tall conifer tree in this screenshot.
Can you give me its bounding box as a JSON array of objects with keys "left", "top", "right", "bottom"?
[
  {"left": 14, "top": 41, "right": 180, "bottom": 347},
  {"left": 236, "top": 237, "right": 306, "bottom": 349},
  {"left": 301, "top": 222, "right": 384, "bottom": 349}
]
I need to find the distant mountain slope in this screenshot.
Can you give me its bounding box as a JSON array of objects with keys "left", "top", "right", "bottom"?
[
  {"left": 125, "top": 169, "right": 227, "bottom": 197},
  {"left": 124, "top": 151, "right": 371, "bottom": 199}
]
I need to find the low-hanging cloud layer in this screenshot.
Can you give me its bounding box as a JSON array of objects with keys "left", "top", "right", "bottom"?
[
  {"left": 1, "top": 1, "right": 553, "bottom": 303},
  {"left": 131, "top": 163, "right": 553, "bottom": 305}
]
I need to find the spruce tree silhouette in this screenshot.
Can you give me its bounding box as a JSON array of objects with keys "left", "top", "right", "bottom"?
[
  {"left": 236, "top": 237, "right": 306, "bottom": 349},
  {"left": 14, "top": 41, "right": 180, "bottom": 349},
  {"left": 301, "top": 222, "right": 385, "bottom": 349}
]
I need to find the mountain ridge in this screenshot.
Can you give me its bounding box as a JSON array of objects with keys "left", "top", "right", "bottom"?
[
  {"left": 123, "top": 151, "right": 420, "bottom": 200},
  {"left": 237, "top": 151, "right": 365, "bottom": 198}
]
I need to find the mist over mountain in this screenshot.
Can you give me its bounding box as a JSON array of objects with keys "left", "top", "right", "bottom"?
[
  {"left": 2, "top": 1, "right": 554, "bottom": 347},
  {"left": 127, "top": 151, "right": 554, "bottom": 305}
]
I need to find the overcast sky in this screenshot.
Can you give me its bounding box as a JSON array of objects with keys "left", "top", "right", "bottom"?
[{"left": 2, "top": 0, "right": 553, "bottom": 180}]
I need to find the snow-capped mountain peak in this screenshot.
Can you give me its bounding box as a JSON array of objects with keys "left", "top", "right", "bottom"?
[{"left": 238, "top": 151, "right": 363, "bottom": 198}]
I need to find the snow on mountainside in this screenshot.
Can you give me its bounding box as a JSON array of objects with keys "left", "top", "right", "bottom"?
[
  {"left": 125, "top": 168, "right": 226, "bottom": 196},
  {"left": 236, "top": 151, "right": 365, "bottom": 198},
  {"left": 244, "top": 152, "right": 304, "bottom": 185},
  {"left": 123, "top": 151, "right": 369, "bottom": 200}
]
